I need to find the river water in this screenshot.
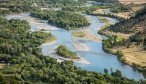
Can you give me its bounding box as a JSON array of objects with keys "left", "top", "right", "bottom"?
[{"left": 6, "top": 13, "right": 145, "bottom": 80}]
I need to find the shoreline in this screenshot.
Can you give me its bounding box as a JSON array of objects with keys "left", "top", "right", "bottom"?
[
  {"left": 26, "top": 16, "right": 59, "bottom": 30},
  {"left": 48, "top": 47, "right": 90, "bottom": 65},
  {"left": 98, "top": 16, "right": 146, "bottom": 71},
  {"left": 103, "top": 41, "right": 146, "bottom": 71},
  {"left": 40, "top": 41, "right": 57, "bottom": 46},
  {"left": 102, "top": 44, "right": 146, "bottom": 72},
  {"left": 27, "top": 14, "right": 90, "bottom": 65}
]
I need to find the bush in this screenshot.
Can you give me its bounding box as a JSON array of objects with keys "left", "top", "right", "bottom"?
[{"left": 56, "top": 45, "right": 79, "bottom": 59}]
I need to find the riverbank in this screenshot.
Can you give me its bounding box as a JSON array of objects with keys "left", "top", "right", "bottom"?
[
  {"left": 99, "top": 17, "right": 146, "bottom": 71},
  {"left": 40, "top": 41, "right": 57, "bottom": 46},
  {"left": 49, "top": 47, "right": 90, "bottom": 65},
  {"left": 6, "top": 13, "right": 146, "bottom": 80},
  {"left": 110, "top": 45, "right": 146, "bottom": 69},
  {"left": 102, "top": 33, "right": 146, "bottom": 70},
  {"left": 25, "top": 16, "right": 59, "bottom": 30}
]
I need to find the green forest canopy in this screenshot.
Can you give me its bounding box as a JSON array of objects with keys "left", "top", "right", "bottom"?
[
  {"left": 0, "top": 16, "right": 143, "bottom": 84},
  {"left": 56, "top": 45, "right": 79, "bottom": 59},
  {"left": 31, "top": 10, "right": 90, "bottom": 30}
]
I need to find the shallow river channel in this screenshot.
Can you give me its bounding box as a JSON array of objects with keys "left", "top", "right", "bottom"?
[{"left": 6, "top": 13, "right": 146, "bottom": 80}]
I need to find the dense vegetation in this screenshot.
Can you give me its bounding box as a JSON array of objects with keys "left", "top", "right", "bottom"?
[
  {"left": 108, "top": 6, "right": 146, "bottom": 33},
  {"left": 3, "top": 0, "right": 86, "bottom": 7},
  {"left": 62, "top": 6, "right": 87, "bottom": 12},
  {"left": 0, "top": 9, "right": 11, "bottom": 16},
  {"left": 31, "top": 10, "right": 89, "bottom": 30},
  {"left": 93, "top": 0, "right": 118, "bottom": 3},
  {"left": 0, "top": 3, "right": 41, "bottom": 16},
  {"left": 101, "top": 6, "right": 146, "bottom": 72},
  {"left": 107, "top": 6, "right": 146, "bottom": 48},
  {"left": 56, "top": 45, "right": 79, "bottom": 59},
  {"left": 62, "top": 6, "right": 110, "bottom": 13},
  {"left": 0, "top": 15, "right": 144, "bottom": 83},
  {"left": 46, "top": 0, "right": 85, "bottom": 7},
  {"left": 102, "top": 35, "right": 127, "bottom": 62},
  {"left": 110, "top": 5, "right": 131, "bottom": 13},
  {"left": 0, "top": 0, "right": 146, "bottom": 83}
]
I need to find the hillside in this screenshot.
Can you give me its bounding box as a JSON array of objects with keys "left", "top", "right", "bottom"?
[
  {"left": 93, "top": 0, "right": 146, "bottom": 4},
  {"left": 0, "top": 13, "right": 139, "bottom": 84},
  {"left": 109, "top": 7, "right": 146, "bottom": 34},
  {"left": 118, "top": 0, "right": 146, "bottom": 4},
  {"left": 102, "top": 6, "right": 146, "bottom": 70}
]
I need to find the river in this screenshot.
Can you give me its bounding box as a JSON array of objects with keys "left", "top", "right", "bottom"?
[{"left": 6, "top": 13, "right": 146, "bottom": 80}]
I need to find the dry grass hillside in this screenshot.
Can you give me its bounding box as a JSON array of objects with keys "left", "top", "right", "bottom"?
[
  {"left": 118, "top": 0, "right": 146, "bottom": 4},
  {"left": 102, "top": 7, "right": 146, "bottom": 69}
]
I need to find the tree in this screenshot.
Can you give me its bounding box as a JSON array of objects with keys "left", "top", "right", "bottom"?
[{"left": 104, "top": 69, "right": 108, "bottom": 74}]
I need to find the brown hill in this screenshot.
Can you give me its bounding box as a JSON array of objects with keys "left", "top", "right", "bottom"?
[{"left": 118, "top": 0, "right": 146, "bottom": 4}]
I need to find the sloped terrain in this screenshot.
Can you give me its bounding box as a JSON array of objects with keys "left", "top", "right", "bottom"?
[
  {"left": 109, "top": 7, "right": 146, "bottom": 34},
  {"left": 118, "top": 0, "right": 146, "bottom": 4},
  {"left": 103, "top": 7, "right": 146, "bottom": 69}
]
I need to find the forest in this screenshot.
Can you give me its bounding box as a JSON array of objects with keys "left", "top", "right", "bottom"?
[
  {"left": 107, "top": 6, "right": 146, "bottom": 47},
  {"left": 0, "top": 0, "right": 146, "bottom": 83},
  {"left": 101, "top": 6, "right": 146, "bottom": 71},
  {"left": 31, "top": 10, "right": 90, "bottom": 30},
  {"left": 62, "top": 6, "right": 110, "bottom": 13},
  {"left": 110, "top": 4, "right": 131, "bottom": 13},
  {"left": 108, "top": 6, "right": 146, "bottom": 33},
  {"left": 1, "top": 0, "right": 86, "bottom": 7},
  {"left": 0, "top": 12, "right": 144, "bottom": 84},
  {"left": 46, "top": 0, "right": 85, "bottom": 7},
  {"left": 0, "top": 3, "right": 39, "bottom": 16}
]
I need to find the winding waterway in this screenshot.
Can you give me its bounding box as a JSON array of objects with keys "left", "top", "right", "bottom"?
[{"left": 6, "top": 13, "right": 146, "bottom": 80}]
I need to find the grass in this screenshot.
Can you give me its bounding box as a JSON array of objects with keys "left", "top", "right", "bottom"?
[
  {"left": 72, "top": 31, "right": 85, "bottom": 37},
  {"left": 45, "top": 35, "right": 56, "bottom": 43}
]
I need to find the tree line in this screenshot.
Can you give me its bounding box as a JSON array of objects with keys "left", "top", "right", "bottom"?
[
  {"left": 0, "top": 15, "right": 144, "bottom": 83},
  {"left": 31, "top": 10, "right": 90, "bottom": 30}
]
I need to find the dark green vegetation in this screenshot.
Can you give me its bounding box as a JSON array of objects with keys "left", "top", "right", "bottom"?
[
  {"left": 93, "top": 0, "right": 118, "bottom": 3},
  {"left": 110, "top": 4, "right": 131, "bottom": 13},
  {"left": 0, "top": 9, "right": 11, "bottom": 16},
  {"left": 0, "top": 17, "right": 143, "bottom": 83},
  {"left": 3, "top": 0, "right": 85, "bottom": 7},
  {"left": 102, "top": 35, "right": 126, "bottom": 62},
  {"left": 0, "top": 2, "right": 41, "bottom": 16},
  {"left": 46, "top": 0, "right": 85, "bottom": 7},
  {"left": 0, "top": 0, "right": 146, "bottom": 83},
  {"left": 108, "top": 6, "right": 146, "bottom": 47},
  {"left": 62, "top": 6, "right": 110, "bottom": 13},
  {"left": 101, "top": 6, "right": 146, "bottom": 72},
  {"left": 31, "top": 10, "right": 89, "bottom": 30},
  {"left": 108, "top": 7, "right": 146, "bottom": 33},
  {"left": 56, "top": 45, "right": 79, "bottom": 59},
  {"left": 62, "top": 6, "right": 87, "bottom": 12}
]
